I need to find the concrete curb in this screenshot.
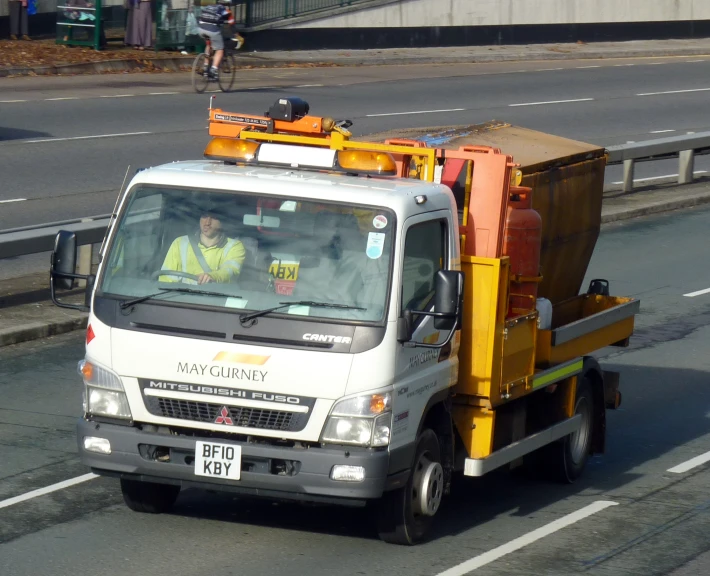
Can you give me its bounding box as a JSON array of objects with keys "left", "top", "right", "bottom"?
[
  {"left": 2, "top": 46, "right": 710, "bottom": 77},
  {"left": 2, "top": 189, "right": 710, "bottom": 348},
  {"left": 0, "top": 316, "right": 87, "bottom": 347},
  {"left": 601, "top": 190, "right": 710, "bottom": 224}
]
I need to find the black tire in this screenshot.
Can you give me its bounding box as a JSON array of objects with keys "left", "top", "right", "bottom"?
[
  {"left": 218, "top": 54, "right": 237, "bottom": 93},
  {"left": 192, "top": 53, "right": 210, "bottom": 94},
  {"left": 554, "top": 376, "right": 595, "bottom": 483},
  {"left": 377, "top": 429, "right": 443, "bottom": 545},
  {"left": 120, "top": 478, "right": 180, "bottom": 514}
]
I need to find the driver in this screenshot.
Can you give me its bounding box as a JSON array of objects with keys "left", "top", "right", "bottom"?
[{"left": 159, "top": 201, "right": 245, "bottom": 284}]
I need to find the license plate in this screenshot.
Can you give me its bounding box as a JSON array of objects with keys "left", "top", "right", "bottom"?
[{"left": 195, "top": 441, "right": 241, "bottom": 481}]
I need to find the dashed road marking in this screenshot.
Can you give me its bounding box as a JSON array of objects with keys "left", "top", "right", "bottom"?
[
  {"left": 509, "top": 97, "right": 594, "bottom": 107},
  {"left": 668, "top": 449, "right": 710, "bottom": 472},
  {"left": 366, "top": 108, "right": 465, "bottom": 117},
  {"left": 24, "top": 131, "right": 152, "bottom": 143},
  {"left": 0, "top": 473, "right": 98, "bottom": 510},
  {"left": 683, "top": 287, "right": 710, "bottom": 299},
  {"left": 637, "top": 87, "right": 710, "bottom": 96},
  {"left": 435, "top": 501, "right": 619, "bottom": 575}
]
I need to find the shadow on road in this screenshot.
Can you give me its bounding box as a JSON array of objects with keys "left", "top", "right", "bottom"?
[
  {"left": 0, "top": 127, "right": 52, "bottom": 142},
  {"left": 168, "top": 363, "right": 710, "bottom": 544}
]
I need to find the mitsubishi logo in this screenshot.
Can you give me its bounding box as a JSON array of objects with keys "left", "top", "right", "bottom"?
[{"left": 214, "top": 406, "right": 233, "bottom": 425}]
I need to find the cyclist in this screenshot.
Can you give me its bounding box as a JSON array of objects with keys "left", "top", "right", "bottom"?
[{"left": 197, "top": 0, "right": 243, "bottom": 80}]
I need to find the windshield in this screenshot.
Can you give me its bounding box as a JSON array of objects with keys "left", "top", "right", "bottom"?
[{"left": 99, "top": 185, "right": 395, "bottom": 323}]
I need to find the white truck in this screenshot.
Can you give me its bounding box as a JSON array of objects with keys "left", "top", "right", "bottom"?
[{"left": 50, "top": 98, "right": 638, "bottom": 545}]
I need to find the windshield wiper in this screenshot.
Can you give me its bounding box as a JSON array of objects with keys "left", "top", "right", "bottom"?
[
  {"left": 239, "top": 300, "right": 366, "bottom": 326},
  {"left": 120, "top": 287, "right": 239, "bottom": 310}
]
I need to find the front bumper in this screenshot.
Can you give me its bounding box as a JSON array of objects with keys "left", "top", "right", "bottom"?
[{"left": 77, "top": 419, "right": 390, "bottom": 504}]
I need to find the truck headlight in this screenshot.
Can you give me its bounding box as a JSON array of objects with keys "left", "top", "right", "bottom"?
[
  {"left": 78, "top": 359, "right": 132, "bottom": 420},
  {"left": 321, "top": 392, "right": 392, "bottom": 447}
]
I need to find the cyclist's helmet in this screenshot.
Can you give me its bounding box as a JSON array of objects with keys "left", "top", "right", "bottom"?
[{"left": 216, "top": 0, "right": 232, "bottom": 4}]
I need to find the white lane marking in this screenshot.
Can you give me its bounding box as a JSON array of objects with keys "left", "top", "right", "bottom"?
[
  {"left": 577, "top": 65, "right": 600, "bottom": 69},
  {"left": 536, "top": 68, "right": 563, "bottom": 71},
  {"left": 611, "top": 170, "right": 707, "bottom": 185},
  {"left": 24, "top": 131, "right": 151, "bottom": 143},
  {"left": 647, "top": 62, "right": 667, "bottom": 65},
  {"left": 650, "top": 129, "right": 676, "bottom": 134},
  {"left": 45, "top": 97, "right": 79, "bottom": 101},
  {"left": 99, "top": 94, "right": 134, "bottom": 98},
  {"left": 295, "top": 84, "right": 324, "bottom": 87},
  {"left": 366, "top": 108, "right": 465, "bottom": 117},
  {"left": 435, "top": 501, "right": 619, "bottom": 576},
  {"left": 637, "top": 87, "right": 710, "bottom": 96},
  {"left": 148, "top": 91, "right": 179, "bottom": 95},
  {"left": 683, "top": 287, "right": 710, "bottom": 298},
  {"left": 615, "top": 64, "right": 636, "bottom": 67},
  {"left": 686, "top": 59, "right": 706, "bottom": 63},
  {"left": 668, "top": 450, "right": 710, "bottom": 472},
  {"left": 509, "top": 98, "right": 594, "bottom": 107},
  {"left": 0, "top": 473, "right": 98, "bottom": 510},
  {"left": 0, "top": 198, "right": 26, "bottom": 204},
  {"left": 0, "top": 99, "right": 27, "bottom": 103}
]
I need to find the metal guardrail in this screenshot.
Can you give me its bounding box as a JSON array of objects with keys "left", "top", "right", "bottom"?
[
  {"left": 2, "top": 132, "right": 709, "bottom": 267},
  {"left": 0, "top": 217, "right": 110, "bottom": 282},
  {"left": 606, "top": 131, "right": 710, "bottom": 192}
]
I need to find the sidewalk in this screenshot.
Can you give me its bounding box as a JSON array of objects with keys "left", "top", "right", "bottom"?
[
  {"left": 2, "top": 37, "right": 710, "bottom": 77},
  {"left": 2, "top": 180, "right": 710, "bottom": 348}
]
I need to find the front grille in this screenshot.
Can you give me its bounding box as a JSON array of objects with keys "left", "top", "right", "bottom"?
[{"left": 143, "top": 397, "right": 308, "bottom": 432}]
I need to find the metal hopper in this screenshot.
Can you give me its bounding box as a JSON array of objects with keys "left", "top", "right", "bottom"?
[{"left": 362, "top": 122, "right": 606, "bottom": 304}]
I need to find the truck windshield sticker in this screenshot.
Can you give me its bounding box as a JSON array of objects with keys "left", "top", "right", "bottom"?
[
  {"left": 225, "top": 297, "right": 247, "bottom": 309},
  {"left": 372, "top": 214, "right": 388, "bottom": 229},
  {"left": 366, "top": 232, "right": 385, "bottom": 259}
]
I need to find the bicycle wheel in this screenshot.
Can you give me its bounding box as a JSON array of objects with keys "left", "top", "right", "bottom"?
[
  {"left": 192, "top": 53, "right": 210, "bottom": 94},
  {"left": 218, "top": 54, "right": 237, "bottom": 93}
]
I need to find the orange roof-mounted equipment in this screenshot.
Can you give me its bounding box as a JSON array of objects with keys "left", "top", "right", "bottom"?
[{"left": 204, "top": 97, "right": 523, "bottom": 261}]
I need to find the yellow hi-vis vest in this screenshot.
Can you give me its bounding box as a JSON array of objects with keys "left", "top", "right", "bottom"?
[{"left": 160, "top": 234, "right": 246, "bottom": 283}]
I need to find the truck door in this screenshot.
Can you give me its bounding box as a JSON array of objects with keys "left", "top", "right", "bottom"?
[{"left": 391, "top": 213, "right": 457, "bottom": 449}]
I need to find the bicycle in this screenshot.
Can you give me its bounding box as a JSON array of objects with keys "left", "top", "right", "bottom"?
[{"left": 191, "top": 34, "right": 243, "bottom": 94}]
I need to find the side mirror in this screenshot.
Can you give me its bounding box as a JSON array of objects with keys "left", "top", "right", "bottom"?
[
  {"left": 51, "top": 230, "right": 77, "bottom": 290},
  {"left": 433, "top": 270, "right": 464, "bottom": 330},
  {"left": 50, "top": 230, "right": 91, "bottom": 312},
  {"left": 398, "top": 270, "right": 464, "bottom": 349},
  {"left": 397, "top": 309, "right": 414, "bottom": 343}
]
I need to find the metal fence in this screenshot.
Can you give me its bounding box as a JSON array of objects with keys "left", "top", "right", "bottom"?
[{"left": 242, "top": 0, "right": 360, "bottom": 27}]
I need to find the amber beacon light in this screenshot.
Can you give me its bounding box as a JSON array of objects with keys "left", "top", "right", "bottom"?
[
  {"left": 204, "top": 138, "right": 259, "bottom": 163},
  {"left": 337, "top": 150, "right": 397, "bottom": 175}
]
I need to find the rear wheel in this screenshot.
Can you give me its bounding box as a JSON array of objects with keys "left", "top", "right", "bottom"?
[
  {"left": 120, "top": 478, "right": 180, "bottom": 513},
  {"left": 192, "top": 53, "right": 210, "bottom": 94},
  {"left": 218, "top": 54, "right": 237, "bottom": 92},
  {"left": 554, "top": 376, "right": 594, "bottom": 483},
  {"left": 377, "top": 429, "right": 443, "bottom": 545}
]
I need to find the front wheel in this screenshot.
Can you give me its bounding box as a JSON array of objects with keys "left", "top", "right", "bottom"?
[
  {"left": 192, "top": 53, "right": 210, "bottom": 94},
  {"left": 376, "top": 429, "right": 443, "bottom": 545},
  {"left": 218, "top": 54, "right": 237, "bottom": 93},
  {"left": 120, "top": 479, "right": 180, "bottom": 513}
]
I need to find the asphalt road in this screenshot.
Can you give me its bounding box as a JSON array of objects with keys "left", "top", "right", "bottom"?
[
  {"left": 2, "top": 54, "right": 710, "bottom": 232},
  {"left": 1, "top": 204, "right": 710, "bottom": 575}
]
